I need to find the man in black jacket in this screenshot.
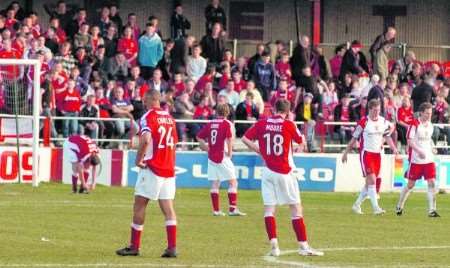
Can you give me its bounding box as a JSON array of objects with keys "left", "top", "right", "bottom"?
[
  {"left": 339, "top": 40, "right": 366, "bottom": 82},
  {"left": 411, "top": 78, "right": 435, "bottom": 114},
  {"left": 205, "top": 0, "right": 227, "bottom": 34},
  {"left": 235, "top": 92, "right": 259, "bottom": 137},
  {"left": 290, "top": 35, "right": 311, "bottom": 85},
  {"left": 170, "top": 4, "right": 191, "bottom": 40},
  {"left": 200, "top": 23, "right": 225, "bottom": 67},
  {"left": 369, "top": 27, "right": 396, "bottom": 63}
]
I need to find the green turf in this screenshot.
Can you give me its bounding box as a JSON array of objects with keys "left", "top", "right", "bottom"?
[{"left": 0, "top": 183, "right": 449, "bottom": 267}]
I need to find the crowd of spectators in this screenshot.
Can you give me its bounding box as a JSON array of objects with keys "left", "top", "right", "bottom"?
[{"left": 0, "top": 0, "right": 449, "bottom": 151}]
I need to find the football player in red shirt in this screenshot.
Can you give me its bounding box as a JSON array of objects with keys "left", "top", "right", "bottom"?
[
  {"left": 117, "top": 90, "right": 179, "bottom": 258},
  {"left": 62, "top": 135, "right": 100, "bottom": 194},
  {"left": 197, "top": 104, "right": 246, "bottom": 216},
  {"left": 242, "top": 99, "right": 323, "bottom": 257}
]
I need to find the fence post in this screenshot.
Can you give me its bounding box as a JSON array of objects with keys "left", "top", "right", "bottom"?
[
  {"left": 401, "top": 42, "right": 407, "bottom": 58},
  {"left": 43, "top": 116, "right": 51, "bottom": 147},
  {"left": 233, "top": 39, "right": 238, "bottom": 59},
  {"left": 289, "top": 40, "right": 294, "bottom": 57}
]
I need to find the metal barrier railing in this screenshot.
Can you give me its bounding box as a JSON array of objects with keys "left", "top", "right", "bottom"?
[{"left": 1, "top": 113, "right": 449, "bottom": 151}]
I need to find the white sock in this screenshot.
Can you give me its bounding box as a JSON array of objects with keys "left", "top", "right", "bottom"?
[
  {"left": 270, "top": 238, "right": 279, "bottom": 247},
  {"left": 367, "top": 185, "right": 379, "bottom": 210},
  {"left": 427, "top": 187, "right": 436, "bottom": 212},
  {"left": 397, "top": 187, "right": 412, "bottom": 209},
  {"left": 354, "top": 186, "right": 368, "bottom": 206},
  {"left": 299, "top": 241, "right": 309, "bottom": 250}
]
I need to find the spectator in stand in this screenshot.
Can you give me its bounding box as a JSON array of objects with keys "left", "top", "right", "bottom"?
[
  {"left": 147, "top": 16, "right": 163, "bottom": 40},
  {"left": 432, "top": 92, "right": 450, "bottom": 152},
  {"left": 61, "top": 79, "right": 82, "bottom": 137},
  {"left": 44, "top": 27, "right": 60, "bottom": 55},
  {"left": 158, "top": 39, "right": 175, "bottom": 81},
  {"left": 397, "top": 51, "right": 416, "bottom": 83},
  {"left": 44, "top": 0, "right": 76, "bottom": 32},
  {"left": 95, "top": 6, "right": 112, "bottom": 38},
  {"left": 109, "top": 4, "right": 123, "bottom": 36},
  {"left": 130, "top": 86, "right": 145, "bottom": 121},
  {"left": 253, "top": 51, "right": 276, "bottom": 102},
  {"left": 270, "top": 77, "right": 295, "bottom": 108},
  {"left": 103, "top": 25, "right": 118, "bottom": 61},
  {"left": 186, "top": 44, "right": 207, "bottom": 82},
  {"left": 219, "top": 79, "right": 240, "bottom": 109},
  {"left": 70, "top": 67, "right": 91, "bottom": 99},
  {"left": 170, "top": 3, "right": 191, "bottom": 40},
  {"left": 239, "top": 80, "right": 264, "bottom": 114},
  {"left": 171, "top": 72, "right": 186, "bottom": 96},
  {"left": 171, "top": 35, "right": 195, "bottom": 75},
  {"left": 407, "top": 62, "right": 423, "bottom": 87},
  {"left": 396, "top": 96, "right": 414, "bottom": 150},
  {"left": 310, "top": 46, "right": 330, "bottom": 81},
  {"left": 275, "top": 51, "right": 292, "bottom": 82},
  {"left": 95, "top": 87, "right": 115, "bottom": 142},
  {"left": 148, "top": 68, "right": 169, "bottom": 93},
  {"left": 65, "top": 7, "right": 87, "bottom": 38},
  {"left": 204, "top": 0, "right": 227, "bottom": 34},
  {"left": 247, "top": 44, "right": 265, "bottom": 78},
  {"left": 111, "top": 86, "right": 136, "bottom": 139},
  {"left": 367, "top": 78, "right": 386, "bottom": 116},
  {"left": 138, "top": 22, "right": 163, "bottom": 80},
  {"left": 125, "top": 13, "right": 140, "bottom": 42},
  {"left": 54, "top": 41, "right": 76, "bottom": 73},
  {"left": 214, "top": 94, "right": 235, "bottom": 120},
  {"left": 349, "top": 96, "right": 368, "bottom": 122},
  {"left": 117, "top": 26, "right": 138, "bottom": 67},
  {"left": 108, "top": 52, "right": 129, "bottom": 81},
  {"left": 193, "top": 94, "right": 214, "bottom": 123},
  {"left": 73, "top": 23, "right": 91, "bottom": 52},
  {"left": 411, "top": 76, "right": 435, "bottom": 114},
  {"left": 23, "top": 38, "right": 39, "bottom": 59},
  {"left": 235, "top": 91, "right": 259, "bottom": 137},
  {"left": 90, "top": 25, "right": 104, "bottom": 55},
  {"left": 48, "top": 17, "right": 67, "bottom": 45},
  {"left": 3, "top": 2, "right": 25, "bottom": 21},
  {"left": 129, "top": 66, "right": 146, "bottom": 88},
  {"left": 200, "top": 22, "right": 225, "bottom": 67},
  {"left": 173, "top": 91, "right": 195, "bottom": 143},
  {"left": 232, "top": 70, "right": 247, "bottom": 93},
  {"left": 369, "top": 26, "right": 396, "bottom": 63},
  {"left": 373, "top": 43, "right": 391, "bottom": 82},
  {"left": 393, "top": 82, "right": 410, "bottom": 108},
  {"left": 329, "top": 44, "right": 346, "bottom": 80},
  {"left": 230, "top": 57, "right": 249, "bottom": 82},
  {"left": 79, "top": 94, "right": 100, "bottom": 139},
  {"left": 223, "top": 49, "right": 234, "bottom": 66},
  {"left": 290, "top": 35, "right": 311, "bottom": 86},
  {"left": 295, "top": 92, "right": 318, "bottom": 152},
  {"left": 36, "top": 35, "right": 51, "bottom": 55},
  {"left": 339, "top": 40, "right": 366, "bottom": 82},
  {"left": 333, "top": 93, "right": 353, "bottom": 144},
  {"left": 321, "top": 81, "right": 339, "bottom": 122},
  {"left": 219, "top": 61, "right": 232, "bottom": 89},
  {"left": 74, "top": 47, "right": 93, "bottom": 83},
  {"left": 195, "top": 65, "right": 216, "bottom": 91}
]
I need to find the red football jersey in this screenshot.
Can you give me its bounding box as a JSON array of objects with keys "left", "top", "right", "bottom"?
[
  {"left": 139, "top": 108, "right": 178, "bottom": 178},
  {"left": 68, "top": 135, "right": 99, "bottom": 163},
  {"left": 62, "top": 90, "right": 81, "bottom": 112},
  {"left": 197, "top": 117, "right": 233, "bottom": 163},
  {"left": 244, "top": 115, "right": 303, "bottom": 174}
]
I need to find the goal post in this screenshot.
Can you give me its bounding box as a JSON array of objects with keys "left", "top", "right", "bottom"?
[{"left": 0, "top": 59, "right": 41, "bottom": 187}]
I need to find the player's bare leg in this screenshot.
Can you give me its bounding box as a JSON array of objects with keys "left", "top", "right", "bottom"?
[
  {"left": 427, "top": 179, "right": 439, "bottom": 217},
  {"left": 396, "top": 180, "right": 415, "bottom": 216},
  {"left": 228, "top": 179, "right": 246, "bottom": 216},
  {"left": 210, "top": 180, "right": 224, "bottom": 216},
  {"left": 289, "top": 204, "right": 323, "bottom": 256},
  {"left": 116, "top": 196, "right": 149, "bottom": 256},
  {"left": 264, "top": 206, "right": 279, "bottom": 256},
  {"left": 159, "top": 199, "right": 177, "bottom": 257}
]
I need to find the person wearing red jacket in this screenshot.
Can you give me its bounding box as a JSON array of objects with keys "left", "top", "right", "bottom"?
[
  {"left": 118, "top": 26, "right": 139, "bottom": 66},
  {"left": 61, "top": 79, "right": 81, "bottom": 137}
]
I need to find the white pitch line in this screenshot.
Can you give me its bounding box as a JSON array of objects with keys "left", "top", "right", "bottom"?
[
  {"left": 0, "top": 264, "right": 258, "bottom": 268},
  {"left": 262, "top": 245, "right": 450, "bottom": 268}
]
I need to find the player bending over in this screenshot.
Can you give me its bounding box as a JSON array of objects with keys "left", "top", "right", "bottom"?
[
  {"left": 197, "top": 104, "right": 246, "bottom": 216},
  {"left": 242, "top": 99, "right": 323, "bottom": 257},
  {"left": 116, "top": 90, "right": 178, "bottom": 257},
  {"left": 63, "top": 135, "right": 100, "bottom": 194},
  {"left": 396, "top": 102, "right": 440, "bottom": 217},
  {"left": 342, "top": 99, "right": 398, "bottom": 215}
]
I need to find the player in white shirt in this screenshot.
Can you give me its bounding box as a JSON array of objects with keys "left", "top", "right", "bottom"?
[
  {"left": 342, "top": 99, "right": 398, "bottom": 215},
  {"left": 396, "top": 102, "right": 439, "bottom": 217}
]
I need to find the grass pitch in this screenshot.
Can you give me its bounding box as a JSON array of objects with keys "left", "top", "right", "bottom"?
[{"left": 0, "top": 183, "right": 449, "bottom": 267}]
